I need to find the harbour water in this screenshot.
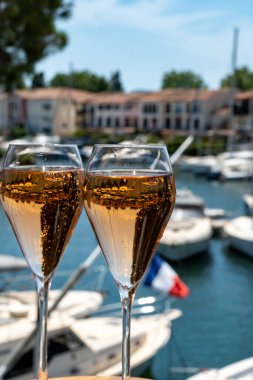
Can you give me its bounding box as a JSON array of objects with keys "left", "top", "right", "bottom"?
[{"left": 0, "top": 168, "right": 253, "bottom": 380}]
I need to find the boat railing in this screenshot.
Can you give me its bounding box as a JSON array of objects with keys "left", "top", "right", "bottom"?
[{"left": 95, "top": 293, "right": 174, "bottom": 317}]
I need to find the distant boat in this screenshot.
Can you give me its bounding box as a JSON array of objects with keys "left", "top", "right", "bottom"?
[
  {"left": 224, "top": 216, "right": 253, "bottom": 257},
  {"left": 243, "top": 194, "right": 253, "bottom": 216},
  {"left": 207, "top": 150, "right": 253, "bottom": 180},
  {"left": 0, "top": 254, "right": 27, "bottom": 272},
  {"left": 158, "top": 189, "right": 212, "bottom": 261},
  {"left": 178, "top": 155, "right": 218, "bottom": 176},
  {"left": 187, "top": 356, "right": 253, "bottom": 380}
]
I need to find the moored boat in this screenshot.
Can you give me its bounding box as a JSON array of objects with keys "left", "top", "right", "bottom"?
[
  {"left": 0, "top": 293, "right": 181, "bottom": 380},
  {"left": 224, "top": 216, "right": 253, "bottom": 257},
  {"left": 158, "top": 189, "right": 212, "bottom": 261},
  {"left": 187, "top": 357, "right": 253, "bottom": 380},
  {"left": 243, "top": 194, "right": 253, "bottom": 216}
]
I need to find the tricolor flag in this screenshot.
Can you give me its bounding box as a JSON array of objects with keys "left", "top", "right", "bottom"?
[{"left": 143, "top": 254, "right": 190, "bottom": 298}]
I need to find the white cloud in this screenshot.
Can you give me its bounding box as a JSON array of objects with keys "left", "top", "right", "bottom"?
[{"left": 72, "top": 0, "right": 223, "bottom": 35}]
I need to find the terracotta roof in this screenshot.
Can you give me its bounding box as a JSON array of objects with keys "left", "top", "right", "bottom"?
[
  {"left": 235, "top": 90, "right": 253, "bottom": 100},
  {"left": 13, "top": 88, "right": 97, "bottom": 102},
  {"left": 87, "top": 91, "right": 149, "bottom": 105},
  {"left": 139, "top": 89, "right": 230, "bottom": 103}
]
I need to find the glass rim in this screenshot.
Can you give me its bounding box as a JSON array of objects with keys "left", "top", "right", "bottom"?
[
  {"left": 7, "top": 143, "right": 79, "bottom": 149},
  {"left": 92, "top": 143, "right": 168, "bottom": 149}
]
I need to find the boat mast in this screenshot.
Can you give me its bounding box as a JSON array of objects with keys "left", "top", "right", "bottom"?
[{"left": 227, "top": 27, "right": 239, "bottom": 152}]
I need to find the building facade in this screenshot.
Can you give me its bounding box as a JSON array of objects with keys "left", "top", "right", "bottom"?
[
  {"left": 1, "top": 87, "right": 251, "bottom": 138},
  {"left": 86, "top": 89, "right": 231, "bottom": 134},
  {"left": 0, "top": 88, "right": 96, "bottom": 137}
]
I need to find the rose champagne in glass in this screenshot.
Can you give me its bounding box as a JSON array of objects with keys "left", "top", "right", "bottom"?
[
  {"left": 0, "top": 144, "right": 84, "bottom": 380},
  {"left": 83, "top": 144, "right": 176, "bottom": 380}
]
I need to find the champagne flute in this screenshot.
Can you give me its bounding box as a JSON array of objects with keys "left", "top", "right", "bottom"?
[
  {"left": 83, "top": 144, "right": 176, "bottom": 380},
  {"left": 0, "top": 144, "right": 84, "bottom": 380}
]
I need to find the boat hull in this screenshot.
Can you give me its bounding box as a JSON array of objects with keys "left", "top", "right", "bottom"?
[
  {"left": 158, "top": 217, "right": 212, "bottom": 261},
  {"left": 225, "top": 216, "right": 253, "bottom": 258}
]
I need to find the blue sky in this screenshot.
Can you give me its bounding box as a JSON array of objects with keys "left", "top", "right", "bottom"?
[{"left": 36, "top": 0, "right": 253, "bottom": 92}]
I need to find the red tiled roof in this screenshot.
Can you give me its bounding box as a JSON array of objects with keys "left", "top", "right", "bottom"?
[
  {"left": 235, "top": 90, "right": 253, "bottom": 100},
  {"left": 13, "top": 88, "right": 97, "bottom": 102},
  {"left": 139, "top": 89, "right": 230, "bottom": 103},
  {"left": 87, "top": 91, "right": 150, "bottom": 105}
]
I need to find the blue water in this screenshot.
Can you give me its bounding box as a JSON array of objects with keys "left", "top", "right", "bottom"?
[{"left": 0, "top": 171, "right": 253, "bottom": 380}]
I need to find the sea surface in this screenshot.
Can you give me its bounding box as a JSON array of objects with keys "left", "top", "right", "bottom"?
[{"left": 0, "top": 169, "right": 253, "bottom": 380}]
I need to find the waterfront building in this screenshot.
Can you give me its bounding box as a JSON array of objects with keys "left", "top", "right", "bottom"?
[
  {"left": 85, "top": 91, "right": 148, "bottom": 133},
  {"left": 3, "top": 88, "right": 97, "bottom": 137},
  {"left": 233, "top": 90, "right": 253, "bottom": 132},
  {"left": 0, "top": 87, "right": 248, "bottom": 138},
  {"left": 86, "top": 88, "right": 231, "bottom": 134}
]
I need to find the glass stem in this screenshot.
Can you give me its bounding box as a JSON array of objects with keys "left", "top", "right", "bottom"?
[
  {"left": 119, "top": 286, "right": 135, "bottom": 380},
  {"left": 36, "top": 277, "right": 51, "bottom": 380}
]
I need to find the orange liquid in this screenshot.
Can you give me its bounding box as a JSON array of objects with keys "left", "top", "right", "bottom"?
[
  {"left": 84, "top": 171, "right": 176, "bottom": 289},
  {"left": 1, "top": 168, "right": 84, "bottom": 279}
]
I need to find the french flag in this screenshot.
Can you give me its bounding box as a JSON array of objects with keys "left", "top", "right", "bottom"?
[{"left": 143, "top": 254, "right": 190, "bottom": 298}]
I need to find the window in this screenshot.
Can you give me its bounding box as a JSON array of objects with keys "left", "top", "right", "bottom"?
[
  {"left": 143, "top": 103, "right": 157, "bottom": 114},
  {"left": 125, "top": 117, "right": 130, "bottom": 127},
  {"left": 143, "top": 118, "right": 148, "bottom": 129},
  {"left": 175, "top": 103, "right": 183, "bottom": 113},
  {"left": 165, "top": 118, "right": 171, "bottom": 128},
  {"left": 115, "top": 118, "right": 120, "bottom": 127},
  {"left": 191, "top": 101, "right": 201, "bottom": 113},
  {"left": 98, "top": 117, "right": 102, "bottom": 127},
  {"left": 106, "top": 117, "right": 111, "bottom": 127},
  {"left": 165, "top": 103, "right": 171, "bottom": 113},
  {"left": 175, "top": 117, "right": 181, "bottom": 128},
  {"left": 194, "top": 118, "right": 200, "bottom": 129},
  {"left": 151, "top": 118, "right": 157, "bottom": 128},
  {"left": 43, "top": 102, "right": 51, "bottom": 111}
]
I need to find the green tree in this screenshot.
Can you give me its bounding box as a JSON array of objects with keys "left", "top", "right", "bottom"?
[
  {"left": 0, "top": 0, "right": 72, "bottom": 91},
  {"left": 220, "top": 66, "right": 253, "bottom": 91},
  {"left": 108, "top": 71, "right": 124, "bottom": 92},
  {"left": 31, "top": 72, "right": 46, "bottom": 88},
  {"left": 50, "top": 70, "right": 109, "bottom": 92},
  {"left": 161, "top": 70, "right": 207, "bottom": 89}
]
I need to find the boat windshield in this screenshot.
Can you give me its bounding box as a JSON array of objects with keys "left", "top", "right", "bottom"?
[{"left": 171, "top": 207, "right": 204, "bottom": 221}]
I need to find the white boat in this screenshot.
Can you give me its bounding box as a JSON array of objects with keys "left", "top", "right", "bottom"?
[
  {"left": 207, "top": 150, "right": 253, "bottom": 180},
  {"left": 178, "top": 155, "right": 218, "bottom": 176},
  {"left": 187, "top": 357, "right": 253, "bottom": 380},
  {"left": 0, "top": 293, "right": 181, "bottom": 380},
  {"left": 0, "top": 289, "right": 104, "bottom": 320},
  {"left": 243, "top": 194, "right": 253, "bottom": 216},
  {"left": 0, "top": 255, "right": 27, "bottom": 272},
  {"left": 220, "top": 158, "right": 253, "bottom": 180},
  {"left": 158, "top": 189, "right": 212, "bottom": 261},
  {"left": 224, "top": 216, "right": 253, "bottom": 257}
]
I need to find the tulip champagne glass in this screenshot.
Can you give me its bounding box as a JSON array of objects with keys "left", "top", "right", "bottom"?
[
  {"left": 0, "top": 144, "right": 84, "bottom": 380},
  {"left": 83, "top": 144, "right": 176, "bottom": 380}
]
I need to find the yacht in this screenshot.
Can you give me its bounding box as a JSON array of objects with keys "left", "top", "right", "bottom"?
[
  {"left": 0, "top": 291, "right": 181, "bottom": 380},
  {"left": 158, "top": 189, "right": 212, "bottom": 261},
  {"left": 224, "top": 216, "right": 253, "bottom": 258}
]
